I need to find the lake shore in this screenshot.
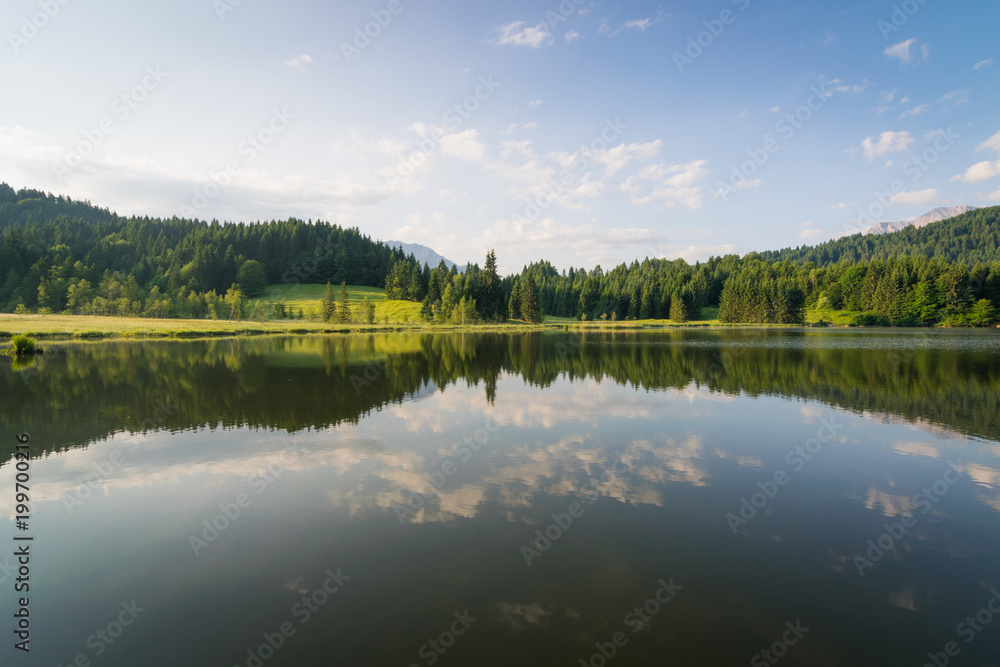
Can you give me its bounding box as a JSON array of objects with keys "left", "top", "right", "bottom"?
[
  {"left": 1, "top": 313, "right": 987, "bottom": 341},
  {"left": 0, "top": 313, "right": 856, "bottom": 340}
]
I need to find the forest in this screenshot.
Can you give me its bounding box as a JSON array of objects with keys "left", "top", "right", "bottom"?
[{"left": 2, "top": 183, "right": 1000, "bottom": 326}]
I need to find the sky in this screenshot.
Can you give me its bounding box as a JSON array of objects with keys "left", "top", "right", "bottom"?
[{"left": 1, "top": 0, "right": 999, "bottom": 274}]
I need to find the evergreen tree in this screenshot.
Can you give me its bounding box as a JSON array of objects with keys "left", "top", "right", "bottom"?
[
  {"left": 338, "top": 282, "right": 352, "bottom": 323},
  {"left": 508, "top": 279, "right": 523, "bottom": 320},
  {"left": 669, "top": 290, "right": 687, "bottom": 323},
  {"left": 521, "top": 274, "right": 542, "bottom": 323},
  {"left": 477, "top": 250, "right": 505, "bottom": 321},
  {"left": 322, "top": 282, "right": 336, "bottom": 322}
]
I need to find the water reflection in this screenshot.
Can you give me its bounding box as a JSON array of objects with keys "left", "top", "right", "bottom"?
[{"left": 2, "top": 330, "right": 1000, "bottom": 666}]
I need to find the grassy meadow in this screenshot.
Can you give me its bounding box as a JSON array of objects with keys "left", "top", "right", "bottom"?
[{"left": 0, "top": 285, "right": 840, "bottom": 341}]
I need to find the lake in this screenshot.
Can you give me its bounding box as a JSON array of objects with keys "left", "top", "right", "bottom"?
[{"left": 3, "top": 329, "right": 1000, "bottom": 666}]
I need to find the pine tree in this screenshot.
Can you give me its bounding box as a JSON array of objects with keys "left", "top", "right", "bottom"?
[
  {"left": 509, "top": 279, "right": 523, "bottom": 320},
  {"left": 669, "top": 290, "right": 687, "bottom": 323},
  {"left": 322, "top": 282, "right": 336, "bottom": 322},
  {"left": 521, "top": 275, "right": 543, "bottom": 323},
  {"left": 478, "top": 250, "right": 505, "bottom": 321},
  {"left": 338, "top": 281, "right": 352, "bottom": 323}
]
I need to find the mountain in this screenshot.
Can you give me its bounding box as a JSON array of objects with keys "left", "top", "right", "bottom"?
[
  {"left": 858, "top": 206, "right": 977, "bottom": 236},
  {"left": 761, "top": 206, "right": 1000, "bottom": 266},
  {"left": 384, "top": 240, "right": 461, "bottom": 271}
]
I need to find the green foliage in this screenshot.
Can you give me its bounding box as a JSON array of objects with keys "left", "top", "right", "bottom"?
[
  {"left": 237, "top": 260, "right": 267, "bottom": 297},
  {"left": 338, "top": 282, "right": 352, "bottom": 323},
  {"left": 520, "top": 275, "right": 543, "bottom": 323},
  {"left": 10, "top": 334, "right": 38, "bottom": 354},
  {"left": 363, "top": 297, "right": 376, "bottom": 324},
  {"left": 761, "top": 207, "right": 1000, "bottom": 266},
  {"left": 668, "top": 291, "right": 686, "bottom": 323},
  {"left": 0, "top": 183, "right": 413, "bottom": 318}
]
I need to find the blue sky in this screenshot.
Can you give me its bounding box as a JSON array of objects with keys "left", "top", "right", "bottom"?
[{"left": 1, "top": 0, "right": 998, "bottom": 272}]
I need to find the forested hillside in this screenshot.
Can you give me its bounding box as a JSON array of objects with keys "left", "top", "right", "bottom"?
[
  {"left": 759, "top": 207, "right": 1000, "bottom": 266},
  {"left": 385, "top": 206, "right": 1000, "bottom": 327},
  {"left": 0, "top": 184, "right": 413, "bottom": 318}
]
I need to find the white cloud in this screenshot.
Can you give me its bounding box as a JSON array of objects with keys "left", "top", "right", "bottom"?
[
  {"left": 891, "top": 189, "right": 937, "bottom": 205},
  {"left": 898, "top": 104, "right": 928, "bottom": 119},
  {"left": 769, "top": 106, "right": 781, "bottom": 113},
  {"left": 440, "top": 129, "right": 487, "bottom": 162},
  {"left": 953, "top": 160, "right": 1000, "bottom": 184},
  {"left": 799, "top": 223, "right": 824, "bottom": 241},
  {"left": 828, "top": 202, "right": 857, "bottom": 211},
  {"left": 939, "top": 89, "right": 970, "bottom": 107},
  {"left": 620, "top": 159, "right": 709, "bottom": 210},
  {"left": 974, "top": 59, "right": 993, "bottom": 70},
  {"left": 884, "top": 38, "right": 916, "bottom": 63},
  {"left": 495, "top": 21, "right": 551, "bottom": 48},
  {"left": 284, "top": 54, "right": 313, "bottom": 71},
  {"left": 977, "top": 130, "right": 1000, "bottom": 153},
  {"left": 623, "top": 18, "right": 652, "bottom": 30},
  {"left": 565, "top": 30, "right": 579, "bottom": 43},
  {"left": 823, "top": 34, "right": 836, "bottom": 45},
  {"left": 860, "top": 131, "right": 913, "bottom": 160},
  {"left": 529, "top": 99, "right": 543, "bottom": 108},
  {"left": 899, "top": 95, "right": 911, "bottom": 105}
]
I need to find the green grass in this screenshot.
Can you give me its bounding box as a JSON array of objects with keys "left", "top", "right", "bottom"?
[
  {"left": 804, "top": 308, "right": 855, "bottom": 325},
  {"left": 0, "top": 288, "right": 862, "bottom": 341},
  {"left": 261, "top": 284, "right": 422, "bottom": 323}
]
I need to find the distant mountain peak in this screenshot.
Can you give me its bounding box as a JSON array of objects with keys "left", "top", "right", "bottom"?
[
  {"left": 384, "top": 240, "right": 461, "bottom": 271},
  {"left": 857, "top": 206, "right": 976, "bottom": 236}
]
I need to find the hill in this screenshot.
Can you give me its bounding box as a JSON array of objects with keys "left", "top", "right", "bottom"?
[
  {"left": 844, "top": 206, "right": 977, "bottom": 237},
  {"left": 761, "top": 206, "right": 1000, "bottom": 266},
  {"left": 0, "top": 183, "right": 420, "bottom": 315}
]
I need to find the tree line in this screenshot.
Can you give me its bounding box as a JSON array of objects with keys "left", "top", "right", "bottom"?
[{"left": 2, "top": 183, "right": 999, "bottom": 326}]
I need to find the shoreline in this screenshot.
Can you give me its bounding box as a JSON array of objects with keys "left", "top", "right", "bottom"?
[{"left": 1, "top": 314, "right": 991, "bottom": 342}]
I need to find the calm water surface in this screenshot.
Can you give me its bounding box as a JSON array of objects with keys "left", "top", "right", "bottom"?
[{"left": 3, "top": 329, "right": 1000, "bottom": 666}]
